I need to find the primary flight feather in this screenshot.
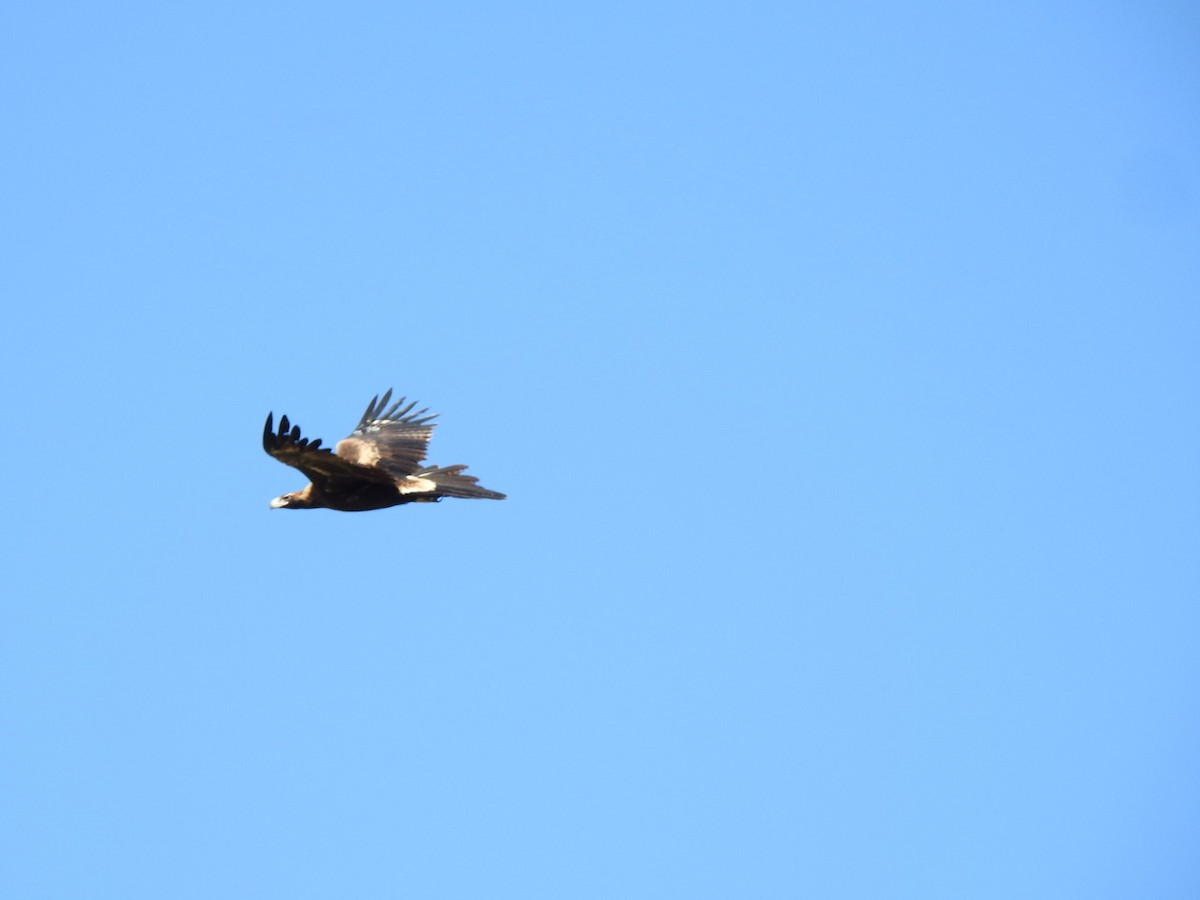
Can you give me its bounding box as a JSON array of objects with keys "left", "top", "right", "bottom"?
[{"left": 263, "top": 389, "right": 506, "bottom": 511}]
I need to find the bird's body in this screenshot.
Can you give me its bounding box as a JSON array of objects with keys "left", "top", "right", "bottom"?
[{"left": 263, "top": 389, "right": 505, "bottom": 511}]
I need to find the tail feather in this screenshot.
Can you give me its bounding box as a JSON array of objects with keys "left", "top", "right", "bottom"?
[{"left": 418, "top": 465, "right": 507, "bottom": 500}]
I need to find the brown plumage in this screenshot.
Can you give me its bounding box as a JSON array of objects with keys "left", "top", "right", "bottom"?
[{"left": 263, "top": 389, "right": 506, "bottom": 511}]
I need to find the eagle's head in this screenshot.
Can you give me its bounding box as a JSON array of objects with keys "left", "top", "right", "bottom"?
[{"left": 269, "top": 491, "right": 313, "bottom": 509}]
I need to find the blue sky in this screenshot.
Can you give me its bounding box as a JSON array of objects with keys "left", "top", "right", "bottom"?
[{"left": 2, "top": 2, "right": 1198, "bottom": 897}]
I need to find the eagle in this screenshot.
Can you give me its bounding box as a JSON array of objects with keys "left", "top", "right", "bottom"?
[{"left": 263, "top": 389, "right": 506, "bottom": 511}]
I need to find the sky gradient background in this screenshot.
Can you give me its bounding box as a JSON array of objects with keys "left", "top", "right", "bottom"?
[{"left": 3, "top": 2, "right": 1199, "bottom": 897}]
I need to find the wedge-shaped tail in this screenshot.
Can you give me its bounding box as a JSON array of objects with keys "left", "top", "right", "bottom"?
[{"left": 416, "top": 465, "right": 507, "bottom": 500}]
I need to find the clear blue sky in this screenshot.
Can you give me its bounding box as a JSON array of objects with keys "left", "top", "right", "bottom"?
[{"left": 2, "top": 3, "right": 1198, "bottom": 897}]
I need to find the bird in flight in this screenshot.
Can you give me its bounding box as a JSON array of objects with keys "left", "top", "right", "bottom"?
[{"left": 263, "top": 389, "right": 506, "bottom": 511}]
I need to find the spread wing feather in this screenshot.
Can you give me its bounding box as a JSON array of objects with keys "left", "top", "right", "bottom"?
[
  {"left": 263, "top": 413, "right": 395, "bottom": 486},
  {"left": 335, "top": 388, "right": 438, "bottom": 477}
]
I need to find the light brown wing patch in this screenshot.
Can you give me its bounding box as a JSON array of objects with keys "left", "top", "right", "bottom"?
[
  {"left": 335, "top": 437, "right": 383, "bottom": 467},
  {"left": 396, "top": 476, "right": 438, "bottom": 494}
]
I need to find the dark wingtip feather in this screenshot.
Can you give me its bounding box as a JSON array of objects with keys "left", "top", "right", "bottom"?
[
  {"left": 353, "top": 387, "right": 441, "bottom": 432},
  {"left": 360, "top": 391, "right": 385, "bottom": 428}
]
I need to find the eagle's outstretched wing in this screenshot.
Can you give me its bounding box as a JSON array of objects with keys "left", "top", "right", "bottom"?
[
  {"left": 263, "top": 413, "right": 395, "bottom": 486},
  {"left": 334, "top": 388, "right": 438, "bottom": 477}
]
